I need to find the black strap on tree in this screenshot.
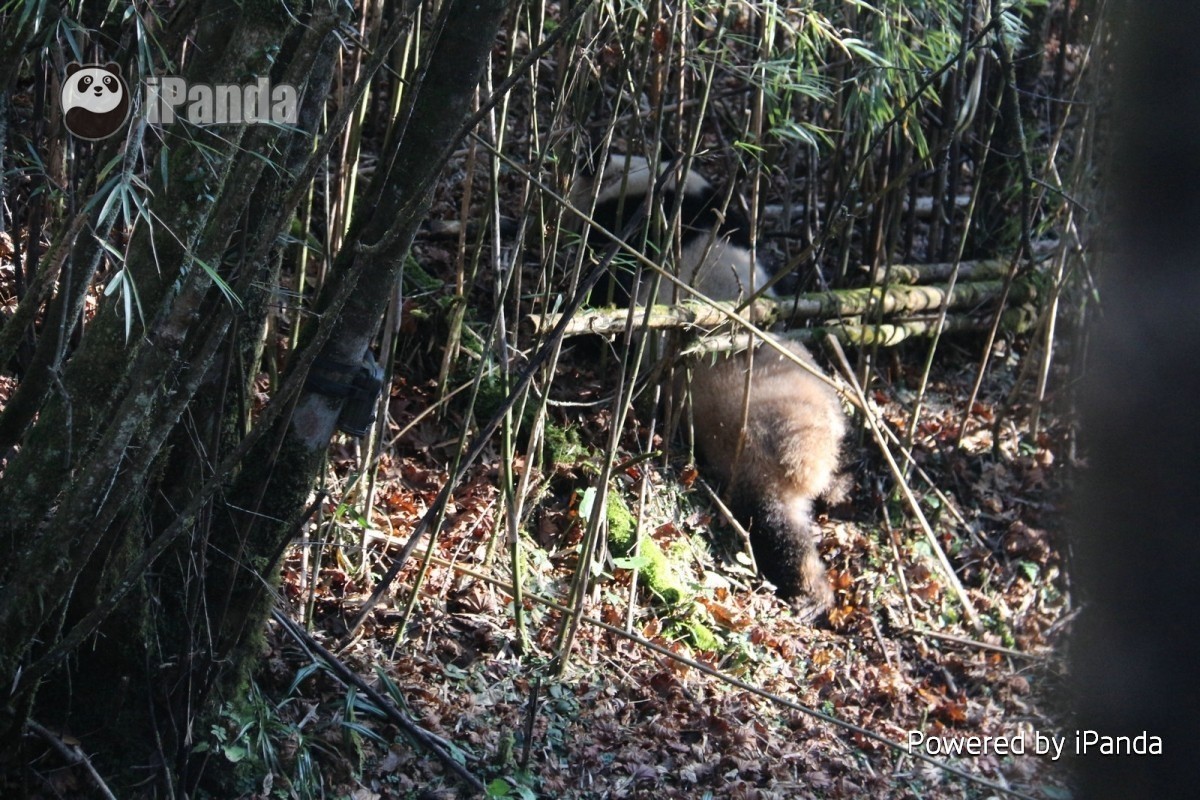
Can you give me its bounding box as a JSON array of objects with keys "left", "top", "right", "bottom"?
[{"left": 304, "top": 351, "right": 385, "bottom": 437}]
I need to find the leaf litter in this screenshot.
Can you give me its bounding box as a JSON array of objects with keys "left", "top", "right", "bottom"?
[{"left": 264, "top": 346, "right": 1077, "bottom": 799}]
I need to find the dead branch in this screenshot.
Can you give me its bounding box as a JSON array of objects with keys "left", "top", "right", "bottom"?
[
  {"left": 25, "top": 719, "right": 119, "bottom": 800},
  {"left": 270, "top": 608, "right": 487, "bottom": 795}
]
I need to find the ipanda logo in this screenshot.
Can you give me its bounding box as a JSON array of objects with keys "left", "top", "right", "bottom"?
[
  {"left": 60, "top": 62, "right": 131, "bottom": 141},
  {"left": 60, "top": 62, "right": 298, "bottom": 141},
  {"left": 144, "top": 76, "right": 298, "bottom": 126}
]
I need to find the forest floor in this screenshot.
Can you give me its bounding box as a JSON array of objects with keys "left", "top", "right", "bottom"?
[
  {"left": 0, "top": 203, "right": 1082, "bottom": 800},
  {"left": 255, "top": 327, "right": 1080, "bottom": 800}
]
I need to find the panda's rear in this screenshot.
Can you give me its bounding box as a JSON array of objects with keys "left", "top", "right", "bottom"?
[{"left": 689, "top": 341, "right": 845, "bottom": 617}]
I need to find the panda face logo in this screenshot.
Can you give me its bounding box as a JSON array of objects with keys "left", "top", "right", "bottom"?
[{"left": 61, "top": 62, "right": 131, "bottom": 141}]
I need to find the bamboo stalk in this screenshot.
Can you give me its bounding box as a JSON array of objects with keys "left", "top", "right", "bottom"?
[
  {"left": 681, "top": 305, "right": 1038, "bottom": 355},
  {"left": 526, "top": 276, "right": 1037, "bottom": 339},
  {"left": 825, "top": 336, "right": 982, "bottom": 634},
  {"left": 858, "top": 257, "right": 1010, "bottom": 286}
]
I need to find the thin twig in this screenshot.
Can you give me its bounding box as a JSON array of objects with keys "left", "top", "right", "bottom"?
[
  {"left": 369, "top": 547, "right": 1040, "bottom": 800},
  {"left": 26, "top": 719, "right": 119, "bottom": 800},
  {"left": 825, "top": 335, "right": 982, "bottom": 632},
  {"left": 342, "top": 156, "right": 679, "bottom": 641},
  {"left": 696, "top": 477, "right": 758, "bottom": 577},
  {"left": 899, "top": 626, "right": 1052, "bottom": 662},
  {"left": 271, "top": 608, "right": 487, "bottom": 794}
]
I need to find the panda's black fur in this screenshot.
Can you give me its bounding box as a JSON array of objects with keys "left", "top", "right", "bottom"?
[
  {"left": 581, "top": 155, "right": 753, "bottom": 248},
  {"left": 575, "top": 154, "right": 846, "bottom": 618},
  {"left": 573, "top": 155, "right": 767, "bottom": 306}
]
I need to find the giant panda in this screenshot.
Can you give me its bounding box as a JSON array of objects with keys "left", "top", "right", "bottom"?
[
  {"left": 574, "top": 153, "right": 847, "bottom": 618},
  {"left": 573, "top": 154, "right": 770, "bottom": 305}
]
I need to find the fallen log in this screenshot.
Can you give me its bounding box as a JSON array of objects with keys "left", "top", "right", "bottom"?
[{"left": 525, "top": 276, "right": 1037, "bottom": 339}]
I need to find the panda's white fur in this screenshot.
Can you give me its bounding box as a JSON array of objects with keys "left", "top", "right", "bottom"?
[
  {"left": 677, "top": 235, "right": 767, "bottom": 303},
  {"left": 578, "top": 154, "right": 847, "bottom": 616}
]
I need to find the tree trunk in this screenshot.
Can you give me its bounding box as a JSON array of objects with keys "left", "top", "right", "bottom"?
[{"left": 0, "top": 0, "right": 510, "bottom": 792}]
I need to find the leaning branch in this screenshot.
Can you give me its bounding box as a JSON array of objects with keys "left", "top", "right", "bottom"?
[{"left": 270, "top": 609, "right": 487, "bottom": 795}]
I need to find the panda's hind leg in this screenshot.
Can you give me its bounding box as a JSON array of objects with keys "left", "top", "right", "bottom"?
[{"left": 731, "top": 489, "right": 835, "bottom": 620}]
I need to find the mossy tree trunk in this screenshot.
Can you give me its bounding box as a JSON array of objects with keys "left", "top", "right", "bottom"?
[{"left": 0, "top": 0, "right": 509, "bottom": 792}]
